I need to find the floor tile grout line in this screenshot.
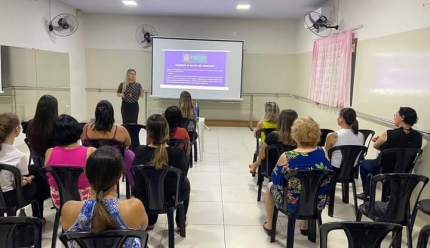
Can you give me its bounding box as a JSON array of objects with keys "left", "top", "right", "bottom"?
[{"left": 217, "top": 127, "right": 228, "bottom": 248}]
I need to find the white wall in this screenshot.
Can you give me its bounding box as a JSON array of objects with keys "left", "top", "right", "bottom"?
[
  {"left": 85, "top": 14, "right": 298, "bottom": 54},
  {"left": 0, "top": 0, "right": 86, "bottom": 121},
  {"left": 296, "top": 0, "right": 430, "bottom": 53}
]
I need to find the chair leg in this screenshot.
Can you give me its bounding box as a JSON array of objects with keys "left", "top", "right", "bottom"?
[
  {"left": 406, "top": 225, "right": 413, "bottom": 248},
  {"left": 51, "top": 210, "right": 60, "bottom": 248},
  {"left": 352, "top": 181, "right": 358, "bottom": 217},
  {"left": 392, "top": 229, "right": 402, "bottom": 248},
  {"left": 125, "top": 177, "right": 130, "bottom": 199},
  {"left": 270, "top": 207, "right": 278, "bottom": 243},
  {"left": 341, "top": 182, "right": 349, "bottom": 204},
  {"left": 193, "top": 142, "right": 198, "bottom": 161},
  {"left": 179, "top": 204, "right": 186, "bottom": 238},
  {"left": 308, "top": 219, "right": 317, "bottom": 243},
  {"left": 286, "top": 216, "right": 297, "bottom": 248},
  {"left": 356, "top": 211, "right": 362, "bottom": 221},
  {"left": 257, "top": 169, "right": 263, "bottom": 202},
  {"left": 189, "top": 149, "right": 193, "bottom": 168},
  {"left": 328, "top": 182, "right": 336, "bottom": 217},
  {"left": 317, "top": 216, "right": 322, "bottom": 228},
  {"left": 167, "top": 210, "right": 175, "bottom": 248}
]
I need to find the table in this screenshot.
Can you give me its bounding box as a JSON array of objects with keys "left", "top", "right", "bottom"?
[{"left": 197, "top": 117, "right": 205, "bottom": 160}]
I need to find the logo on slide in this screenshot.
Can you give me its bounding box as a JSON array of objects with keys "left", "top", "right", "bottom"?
[{"left": 182, "top": 53, "right": 207, "bottom": 63}]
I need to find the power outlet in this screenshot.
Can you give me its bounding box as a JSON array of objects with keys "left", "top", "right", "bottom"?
[{"left": 65, "top": 105, "right": 70, "bottom": 114}]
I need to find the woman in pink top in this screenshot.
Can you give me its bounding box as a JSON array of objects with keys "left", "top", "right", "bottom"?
[{"left": 45, "top": 114, "right": 96, "bottom": 208}]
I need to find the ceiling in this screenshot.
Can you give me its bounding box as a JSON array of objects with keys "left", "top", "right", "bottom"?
[{"left": 58, "top": 0, "right": 329, "bottom": 19}]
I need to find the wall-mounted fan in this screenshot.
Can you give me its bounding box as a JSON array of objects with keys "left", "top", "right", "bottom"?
[
  {"left": 135, "top": 24, "right": 158, "bottom": 49},
  {"left": 304, "top": 11, "right": 338, "bottom": 37},
  {"left": 48, "top": 13, "right": 79, "bottom": 37}
]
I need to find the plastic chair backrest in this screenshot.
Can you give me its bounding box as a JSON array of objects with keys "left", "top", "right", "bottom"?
[
  {"left": 283, "top": 170, "right": 335, "bottom": 218},
  {"left": 328, "top": 145, "right": 366, "bottom": 182},
  {"left": 368, "top": 173, "right": 428, "bottom": 223},
  {"left": 83, "top": 139, "right": 125, "bottom": 157},
  {"left": 254, "top": 128, "right": 276, "bottom": 151},
  {"left": 21, "top": 121, "right": 29, "bottom": 135},
  {"left": 264, "top": 144, "right": 282, "bottom": 176},
  {"left": 417, "top": 224, "right": 430, "bottom": 248},
  {"left": 168, "top": 138, "right": 189, "bottom": 151},
  {"left": 0, "top": 217, "right": 43, "bottom": 248},
  {"left": 378, "top": 148, "right": 423, "bottom": 174},
  {"left": 320, "top": 221, "right": 403, "bottom": 248},
  {"left": 0, "top": 185, "right": 6, "bottom": 213},
  {"left": 318, "top": 129, "right": 335, "bottom": 147},
  {"left": 122, "top": 124, "right": 146, "bottom": 151},
  {"left": 42, "top": 166, "right": 82, "bottom": 210},
  {"left": 0, "top": 164, "right": 28, "bottom": 208},
  {"left": 180, "top": 118, "right": 197, "bottom": 142},
  {"left": 132, "top": 165, "right": 182, "bottom": 213},
  {"left": 59, "top": 229, "right": 148, "bottom": 248},
  {"left": 358, "top": 129, "right": 375, "bottom": 150}
]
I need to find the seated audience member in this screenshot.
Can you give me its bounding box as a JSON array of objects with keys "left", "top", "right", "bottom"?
[
  {"left": 357, "top": 107, "right": 422, "bottom": 198},
  {"left": 263, "top": 117, "right": 332, "bottom": 235},
  {"left": 324, "top": 108, "right": 364, "bottom": 173},
  {"left": 178, "top": 91, "right": 197, "bottom": 120},
  {"left": 45, "top": 114, "right": 96, "bottom": 209},
  {"left": 61, "top": 146, "right": 148, "bottom": 247},
  {"left": 0, "top": 113, "right": 50, "bottom": 220},
  {"left": 254, "top": 102, "right": 280, "bottom": 143},
  {"left": 81, "top": 100, "right": 135, "bottom": 186},
  {"left": 133, "top": 114, "right": 190, "bottom": 231},
  {"left": 27, "top": 95, "right": 58, "bottom": 167},
  {"left": 249, "top": 109, "right": 298, "bottom": 175},
  {"left": 165, "top": 106, "right": 190, "bottom": 152}
]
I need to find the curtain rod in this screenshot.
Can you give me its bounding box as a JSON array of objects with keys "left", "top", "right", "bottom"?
[{"left": 337, "top": 24, "right": 364, "bottom": 33}]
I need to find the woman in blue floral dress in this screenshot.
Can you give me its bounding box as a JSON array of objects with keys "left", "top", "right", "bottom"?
[
  {"left": 263, "top": 117, "right": 332, "bottom": 236},
  {"left": 61, "top": 146, "right": 148, "bottom": 248}
]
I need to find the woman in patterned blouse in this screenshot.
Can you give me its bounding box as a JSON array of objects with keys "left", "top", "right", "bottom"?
[
  {"left": 117, "top": 69, "right": 144, "bottom": 124},
  {"left": 263, "top": 117, "right": 332, "bottom": 236}
]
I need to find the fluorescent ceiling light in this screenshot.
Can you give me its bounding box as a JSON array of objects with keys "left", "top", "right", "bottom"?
[
  {"left": 237, "top": 4, "right": 250, "bottom": 10},
  {"left": 123, "top": 1, "right": 138, "bottom": 6}
]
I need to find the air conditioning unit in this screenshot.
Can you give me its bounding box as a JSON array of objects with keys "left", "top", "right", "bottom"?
[{"left": 304, "top": 6, "right": 336, "bottom": 29}]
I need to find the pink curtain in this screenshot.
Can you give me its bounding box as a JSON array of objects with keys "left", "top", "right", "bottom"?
[{"left": 308, "top": 30, "right": 353, "bottom": 108}]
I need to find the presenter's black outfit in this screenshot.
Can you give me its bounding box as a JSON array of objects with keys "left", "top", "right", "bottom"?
[{"left": 117, "top": 82, "right": 142, "bottom": 124}]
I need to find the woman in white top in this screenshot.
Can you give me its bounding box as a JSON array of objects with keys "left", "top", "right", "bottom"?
[
  {"left": 0, "top": 113, "right": 50, "bottom": 220},
  {"left": 324, "top": 108, "right": 364, "bottom": 171}
]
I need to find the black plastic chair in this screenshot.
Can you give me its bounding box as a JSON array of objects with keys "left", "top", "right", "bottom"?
[
  {"left": 42, "top": 166, "right": 83, "bottom": 248},
  {"left": 169, "top": 138, "right": 189, "bottom": 152},
  {"left": 132, "top": 165, "right": 186, "bottom": 248},
  {"left": 253, "top": 128, "right": 276, "bottom": 162},
  {"left": 417, "top": 199, "right": 430, "bottom": 216},
  {"left": 377, "top": 148, "right": 423, "bottom": 174},
  {"left": 318, "top": 129, "right": 335, "bottom": 147},
  {"left": 59, "top": 229, "right": 148, "bottom": 248},
  {"left": 83, "top": 139, "right": 130, "bottom": 199},
  {"left": 0, "top": 164, "right": 40, "bottom": 217},
  {"left": 320, "top": 221, "right": 403, "bottom": 248},
  {"left": 417, "top": 224, "right": 430, "bottom": 248},
  {"left": 0, "top": 216, "right": 43, "bottom": 248},
  {"left": 256, "top": 144, "right": 295, "bottom": 202},
  {"left": 358, "top": 129, "right": 375, "bottom": 155},
  {"left": 180, "top": 118, "right": 197, "bottom": 167},
  {"left": 270, "top": 170, "right": 335, "bottom": 248},
  {"left": 356, "top": 173, "right": 429, "bottom": 248},
  {"left": 122, "top": 124, "right": 146, "bottom": 151},
  {"left": 328, "top": 145, "right": 366, "bottom": 217}
]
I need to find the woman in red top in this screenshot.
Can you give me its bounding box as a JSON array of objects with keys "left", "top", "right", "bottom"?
[{"left": 164, "top": 106, "right": 190, "bottom": 152}]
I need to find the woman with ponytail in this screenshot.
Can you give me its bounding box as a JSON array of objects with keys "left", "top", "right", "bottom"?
[
  {"left": 324, "top": 108, "right": 364, "bottom": 170},
  {"left": 0, "top": 113, "right": 50, "bottom": 220},
  {"left": 133, "top": 114, "right": 190, "bottom": 231},
  {"left": 81, "top": 100, "right": 136, "bottom": 186},
  {"left": 62, "top": 146, "right": 148, "bottom": 247}
]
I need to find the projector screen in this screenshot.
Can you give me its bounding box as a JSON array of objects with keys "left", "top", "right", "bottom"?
[{"left": 151, "top": 37, "right": 244, "bottom": 101}]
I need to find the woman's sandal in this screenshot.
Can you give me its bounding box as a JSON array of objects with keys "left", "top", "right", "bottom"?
[
  {"left": 263, "top": 222, "right": 272, "bottom": 236},
  {"left": 300, "top": 229, "right": 309, "bottom": 236},
  {"left": 249, "top": 164, "right": 256, "bottom": 177},
  {"left": 146, "top": 225, "right": 155, "bottom": 231}
]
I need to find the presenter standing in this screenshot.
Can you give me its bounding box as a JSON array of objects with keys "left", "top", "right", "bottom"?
[{"left": 117, "top": 69, "right": 144, "bottom": 124}]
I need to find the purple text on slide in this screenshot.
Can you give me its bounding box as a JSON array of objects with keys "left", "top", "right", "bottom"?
[{"left": 164, "top": 51, "right": 227, "bottom": 87}]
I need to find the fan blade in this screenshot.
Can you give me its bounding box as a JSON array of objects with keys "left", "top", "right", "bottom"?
[
  {"left": 68, "top": 24, "right": 75, "bottom": 33},
  {"left": 53, "top": 26, "right": 64, "bottom": 32}
]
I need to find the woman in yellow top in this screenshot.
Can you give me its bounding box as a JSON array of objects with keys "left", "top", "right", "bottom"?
[{"left": 255, "top": 102, "right": 279, "bottom": 142}]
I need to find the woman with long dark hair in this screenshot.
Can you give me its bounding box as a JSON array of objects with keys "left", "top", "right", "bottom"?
[
  {"left": 133, "top": 114, "right": 190, "bottom": 231},
  {"left": 61, "top": 146, "right": 148, "bottom": 246},
  {"left": 80, "top": 100, "right": 135, "bottom": 186},
  {"left": 117, "top": 69, "right": 144, "bottom": 124},
  {"left": 27, "top": 95, "right": 58, "bottom": 167},
  {"left": 324, "top": 107, "right": 364, "bottom": 170}
]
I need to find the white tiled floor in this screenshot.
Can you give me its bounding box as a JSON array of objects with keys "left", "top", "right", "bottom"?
[{"left": 19, "top": 127, "right": 428, "bottom": 247}]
